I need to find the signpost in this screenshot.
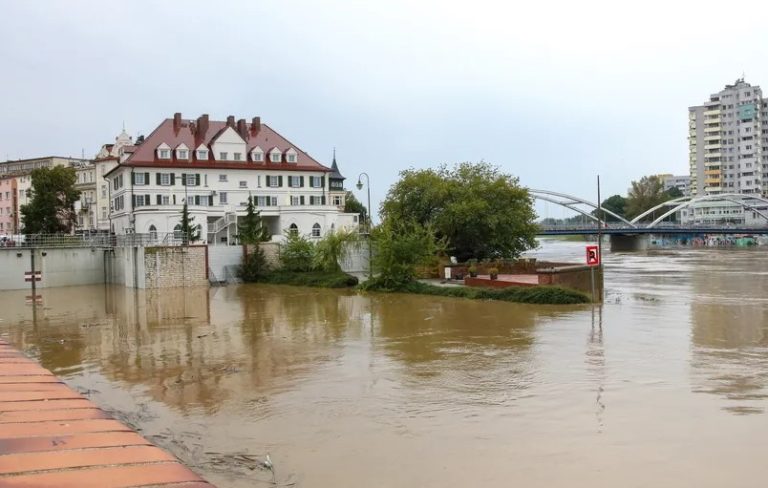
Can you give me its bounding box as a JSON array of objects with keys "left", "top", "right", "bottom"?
[
  {"left": 586, "top": 245, "right": 600, "bottom": 266},
  {"left": 586, "top": 245, "right": 600, "bottom": 303},
  {"left": 24, "top": 271, "right": 42, "bottom": 283}
]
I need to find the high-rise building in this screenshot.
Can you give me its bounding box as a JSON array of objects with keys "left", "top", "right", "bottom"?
[{"left": 688, "top": 78, "right": 766, "bottom": 197}]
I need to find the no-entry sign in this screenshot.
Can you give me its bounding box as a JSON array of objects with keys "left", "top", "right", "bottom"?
[
  {"left": 24, "top": 271, "right": 42, "bottom": 282},
  {"left": 586, "top": 245, "right": 600, "bottom": 266}
]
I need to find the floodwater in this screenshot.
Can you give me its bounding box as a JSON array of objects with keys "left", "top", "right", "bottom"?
[{"left": 1, "top": 240, "right": 768, "bottom": 487}]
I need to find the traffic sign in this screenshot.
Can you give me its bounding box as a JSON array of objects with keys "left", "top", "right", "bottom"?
[
  {"left": 25, "top": 295, "right": 43, "bottom": 305},
  {"left": 586, "top": 245, "right": 600, "bottom": 266},
  {"left": 24, "top": 271, "right": 42, "bottom": 282}
]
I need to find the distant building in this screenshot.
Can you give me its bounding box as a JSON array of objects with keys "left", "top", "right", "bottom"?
[
  {"left": 659, "top": 174, "right": 691, "bottom": 196},
  {"left": 688, "top": 78, "right": 767, "bottom": 197},
  {"left": 104, "top": 113, "right": 358, "bottom": 242},
  {"left": 0, "top": 177, "right": 17, "bottom": 234}
]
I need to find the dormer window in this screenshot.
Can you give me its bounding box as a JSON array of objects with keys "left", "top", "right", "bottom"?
[
  {"left": 176, "top": 143, "right": 189, "bottom": 160},
  {"left": 286, "top": 148, "right": 298, "bottom": 163},
  {"left": 269, "top": 148, "right": 282, "bottom": 163},
  {"left": 251, "top": 146, "right": 264, "bottom": 162},
  {"left": 197, "top": 149, "right": 208, "bottom": 160},
  {"left": 157, "top": 143, "right": 171, "bottom": 159}
]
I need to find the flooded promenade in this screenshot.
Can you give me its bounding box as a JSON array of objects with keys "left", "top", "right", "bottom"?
[{"left": 1, "top": 240, "right": 768, "bottom": 487}]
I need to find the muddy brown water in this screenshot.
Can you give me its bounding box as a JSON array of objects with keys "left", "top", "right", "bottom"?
[{"left": 1, "top": 240, "right": 768, "bottom": 487}]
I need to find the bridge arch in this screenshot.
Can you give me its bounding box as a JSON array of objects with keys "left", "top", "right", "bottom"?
[
  {"left": 630, "top": 193, "right": 768, "bottom": 227},
  {"left": 529, "top": 189, "right": 637, "bottom": 227}
]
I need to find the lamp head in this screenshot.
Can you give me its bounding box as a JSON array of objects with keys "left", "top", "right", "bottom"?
[{"left": 356, "top": 179, "right": 363, "bottom": 190}]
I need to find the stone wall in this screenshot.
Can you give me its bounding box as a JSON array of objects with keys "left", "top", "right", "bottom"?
[
  {"left": 538, "top": 265, "right": 603, "bottom": 298},
  {"left": 143, "top": 246, "right": 208, "bottom": 289}
]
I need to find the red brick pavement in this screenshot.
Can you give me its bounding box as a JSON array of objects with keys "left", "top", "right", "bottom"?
[{"left": 0, "top": 339, "right": 215, "bottom": 487}]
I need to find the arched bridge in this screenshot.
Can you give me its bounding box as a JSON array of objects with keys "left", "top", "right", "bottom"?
[{"left": 531, "top": 190, "right": 768, "bottom": 248}]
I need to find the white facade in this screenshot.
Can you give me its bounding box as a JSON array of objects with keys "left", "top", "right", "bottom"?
[
  {"left": 679, "top": 200, "right": 768, "bottom": 226},
  {"left": 106, "top": 165, "right": 358, "bottom": 243}
]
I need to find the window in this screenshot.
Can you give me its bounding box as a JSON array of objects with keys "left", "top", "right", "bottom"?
[
  {"left": 219, "top": 174, "right": 227, "bottom": 182},
  {"left": 149, "top": 225, "right": 157, "bottom": 240},
  {"left": 333, "top": 195, "right": 342, "bottom": 206},
  {"left": 177, "top": 149, "right": 188, "bottom": 160},
  {"left": 161, "top": 195, "right": 170, "bottom": 205},
  {"left": 185, "top": 174, "right": 197, "bottom": 186},
  {"left": 187, "top": 196, "right": 195, "bottom": 205},
  {"left": 219, "top": 152, "right": 228, "bottom": 160},
  {"left": 310, "top": 176, "right": 323, "bottom": 188},
  {"left": 134, "top": 173, "right": 147, "bottom": 185},
  {"left": 101, "top": 185, "right": 107, "bottom": 198},
  {"left": 287, "top": 153, "right": 297, "bottom": 163},
  {"left": 270, "top": 151, "right": 282, "bottom": 163},
  {"left": 268, "top": 175, "right": 280, "bottom": 187},
  {"left": 159, "top": 173, "right": 171, "bottom": 186},
  {"left": 159, "top": 149, "right": 170, "bottom": 159},
  {"left": 289, "top": 223, "right": 299, "bottom": 236},
  {"left": 291, "top": 196, "right": 301, "bottom": 205},
  {"left": 310, "top": 195, "right": 325, "bottom": 205},
  {"left": 220, "top": 192, "right": 228, "bottom": 204},
  {"left": 289, "top": 175, "right": 302, "bottom": 187},
  {"left": 102, "top": 208, "right": 107, "bottom": 219},
  {"left": 312, "top": 223, "right": 321, "bottom": 237},
  {"left": 197, "top": 149, "right": 209, "bottom": 160},
  {"left": 133, "top": 194, "right": 151, "bottom": 207},
  {"left": 252, "top": 151, "right": 263, "bottom": 162},
  {"left": 239, "top": 181, "right": 247, "bottom": 188},
  {"left": 234, "top": 152, "right": 242, "bottom": 161},
  {"left": 173, "top": 224, "right": 183, "bottom": 239}
]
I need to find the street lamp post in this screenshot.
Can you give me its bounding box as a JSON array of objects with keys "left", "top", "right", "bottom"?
[{"left": 356, "top": 173, "right": 372, "bottom": 279}]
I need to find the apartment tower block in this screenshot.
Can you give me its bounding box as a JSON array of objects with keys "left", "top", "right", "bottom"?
[{"left": 688, "top": 78, "right": 768, "bottom": 197}]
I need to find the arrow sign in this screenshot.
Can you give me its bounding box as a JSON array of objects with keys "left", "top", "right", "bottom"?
[
  {"left": 24, "top": 271, "right": 42, "bottom": 282},
  {"left": 586, "top": 245, "right": 600, "bottom": 266}
]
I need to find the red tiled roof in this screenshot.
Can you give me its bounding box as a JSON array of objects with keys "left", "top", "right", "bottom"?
[{"left": 122, "top": 116, "right": 329, "bottom": 172}]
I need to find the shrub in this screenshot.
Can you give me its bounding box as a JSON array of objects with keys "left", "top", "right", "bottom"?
[
  {"left": 261, "top": 271, "right": 359, "bottom": 288},
  {"left": 366, "top": 281, "right": 590, "bottom": 304},
  {"left": 239, "top": 245, "right": 269, "bottom": 282},
  {"left": 368, "top": 219, "right": 442, "bottom": 290},
  {"left": 313, "top": 229, "right": 359, "bottom": 273},
  {"left": 279, "top": 231, "right": 315, "bottom": 272}
]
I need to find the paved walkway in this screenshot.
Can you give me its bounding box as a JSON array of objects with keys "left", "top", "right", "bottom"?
[{"left": 0, "top": 339, "right": 215, "bottom": 488}]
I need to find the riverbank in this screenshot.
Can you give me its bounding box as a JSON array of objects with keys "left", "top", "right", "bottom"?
[
  {"left": 258, "top": 270, "right": 359, "bottom": 288},
  {"left": 0, "top": 339, "right": 215, "bottom": 487},
  {"left": 362, "top": 280, "right": 590, "bottom": 304}
]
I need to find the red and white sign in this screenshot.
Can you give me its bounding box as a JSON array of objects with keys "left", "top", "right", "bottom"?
[
  {"left": 24, "top": 271, "right": 42, "bottom": 282},
  {"left": 25, "top": 295, "right": 43, "bottom": 305},
  {"left": 586, "top": 245, "right": 600, "bottom": 266}
]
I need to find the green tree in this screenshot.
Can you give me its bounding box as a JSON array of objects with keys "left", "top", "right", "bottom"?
[
  {"left": 625, "top": 175, "right": 671, "bottom": 220},
  {"left": 366, "top": 219, "right": 441, "bottom": 290},
  {"left": 238, "top": 195, "right": 271, "bottom": 244},
  {"left": 20, "top": 166, "right": 81, "bottom": 234},
  {"left": 313, "top": 229, "right": 359, "bottom": 272},
  {"left": 665, "top": 186, "right": 684, "bottom": 199},
  {"left": 344, "top": 191, "right": 368, "bottom": 224},
  {"left": 592, "top": 194, "right": 627, "bottom": 222},
  {"left": 279, "top": 230, "right": 315, "bottom": 271},
  {"left": 381, "top": 162, "right": 537, "bottom": 261},
  {"left": 239, "top": 245, "right": 269, "bottom": 282},
  {"left": 179, "top": 202, "right": 201, "bottom": 244}
]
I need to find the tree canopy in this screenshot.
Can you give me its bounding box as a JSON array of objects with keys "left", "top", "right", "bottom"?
[
  {"left": 344, "top": 191, "right": 368, "bottom": 224},
  {"left": 592, "top": 194, "right": 627, "bottom": 222},
  {"left": 625, "top": 176, "right": 683, "bottom": 221},
  {"left": 238, "top": 196, "right": 271, "bottom": 244},
  {"left": 20, "top": 166, "right": 81, "bottom": 234},
  {"left": 179, "top": 202, "right": 201, "bottom": 244},
  {"left": 380, "top": 162, "right": 537, "bottom": 261}
]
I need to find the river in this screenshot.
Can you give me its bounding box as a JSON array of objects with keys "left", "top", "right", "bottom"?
[{"left": 1, "top": 239, "right": 767, "bottom": 487}]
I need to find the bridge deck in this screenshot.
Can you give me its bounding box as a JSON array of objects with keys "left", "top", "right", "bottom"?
[
  {"left": 0, "top": 339, "right": 215, "bottom": 488},
  {"left": 537, "top": 227, "right": 768, "bottom": 236}
]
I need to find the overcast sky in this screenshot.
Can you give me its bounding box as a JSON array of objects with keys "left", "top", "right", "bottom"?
[{"left": 3, "top": 0, "right": 768, "bottom": 219}]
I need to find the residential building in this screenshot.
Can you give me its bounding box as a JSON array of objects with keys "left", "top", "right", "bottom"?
[
  {"left": 679, "top": 198, "right": 768, "bottom": 226},
  {"left": 0, "top": 157, "right": 87, "bottom": 233},
  {"left": 659, "top": 174, "right": 691, "bottom": 196},
  {"left": 0, "top": 177, "right": 17, "bottom": 234},
  {"left": 688, "top": 78, "right": 766, "bottom": 197},
  {"left": 91, "top": 128, "right": 132, "bottom": 231},
  {"left": 104, "top": 113, "right": 358, "bottom": 242}
]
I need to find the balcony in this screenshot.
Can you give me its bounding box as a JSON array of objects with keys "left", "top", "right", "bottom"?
[{"left": 704, "top": 143, "right": 721, "bottom": 150}]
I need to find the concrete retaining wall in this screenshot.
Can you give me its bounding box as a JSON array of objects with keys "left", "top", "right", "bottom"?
[{"left": 0, "top": 248, "right": 105, "bottom": 291}]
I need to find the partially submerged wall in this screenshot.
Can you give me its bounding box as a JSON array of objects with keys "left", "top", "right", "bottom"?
[
  {"left": 0, "top": 248, "right": 105, "bottom": 291},
  {"left": 143, "top": 246, "right": 208, "bottom": 289}
]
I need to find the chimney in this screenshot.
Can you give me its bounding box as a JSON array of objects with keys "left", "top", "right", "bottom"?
[
  {"left": 251, "top": 116, "right": 261, "bottom": 133},
  {"left": 197, "top": 114, "right": 209, "bottom": 137},
  {"left": 173, "top": 112, "right": 182, "bottom": 130},
  {"left": 226, "top": 115, "right": 235, "bottom": 128},
  {"left": 189, "top": 121, "right": 196, "bottom": 135},
  {"left": 237, "top": 119, "right": 247, "bottom": 139}
]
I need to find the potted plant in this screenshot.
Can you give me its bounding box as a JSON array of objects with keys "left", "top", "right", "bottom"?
[
  {"left": 488, "top": 267, "right": 499, "bottom": 280},
  {"left": 468, "top": 265, "right": 478, "bottom": 278}
]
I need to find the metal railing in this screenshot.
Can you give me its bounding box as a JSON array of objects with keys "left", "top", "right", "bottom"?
[{"left": 0, "top": 232, "right": 192, "bottom": 249}]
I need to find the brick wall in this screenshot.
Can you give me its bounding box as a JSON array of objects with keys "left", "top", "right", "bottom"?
[{"left": 144, "top": 246, "right": 208, "bottom": 289}]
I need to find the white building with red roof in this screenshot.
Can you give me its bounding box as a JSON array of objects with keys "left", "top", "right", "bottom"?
[{"left": 104, "top": 113, "right": 357, "bottom": 242}]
